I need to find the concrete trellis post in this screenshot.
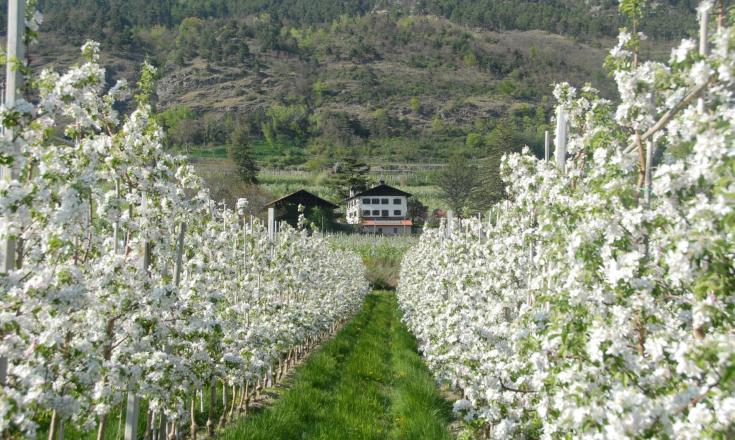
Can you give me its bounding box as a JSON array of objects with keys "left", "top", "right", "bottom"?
[
  {"left": 124, "top": 385, "right": 141, "bottom": 440},
  {"left": 156, "top": 222, "right": 187, "bottom": 440},
  {"left": 124, "top": 239, "right": 151, "bottom": 440},
  {"left": 477, "top": 213, "right": 482, "bottom": 241},
  {"left": 698, "top": 3, "right": 710, "bottom": 114},
  {"left": 0, "top": 0, "right": 25, "bottom": 388},
  {"left": 544, "top": 130, "right": 550, "bottom": 162},
  {"left": 446, "top": 210, "right": 454, "bottom": 236},
  {"left": 267, "top": 207, "right": 275, "bottom": 242},
  {"left": 555, "top": 106, "right": 568, "bottom": 174}
]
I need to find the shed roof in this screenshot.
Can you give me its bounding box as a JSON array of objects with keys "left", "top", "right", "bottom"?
[
  {"left": 346, "top": 184, "right": 412, "bottom": 201},
  {"left": 263, "top": 189, "right": 338, "bottom": 210}
]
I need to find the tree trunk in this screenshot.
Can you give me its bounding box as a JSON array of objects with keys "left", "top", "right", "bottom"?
[
  {"left": 207, "top": 378, "right": 216, "bottom": 438},
  {"left": 143, "top": 410, "right": 153, "bottom": 440},
  {"left": 218, "top": 382, "right": 228, "bottom": 427},
  {"left": 190, "top": 397, "right": 197, "bottom": 440},
  {"left": 48, "top": 410, "right": 58, "bottom": 440},
  {"left": 96, "top": 414, "right": 108, "bottom": 440}
]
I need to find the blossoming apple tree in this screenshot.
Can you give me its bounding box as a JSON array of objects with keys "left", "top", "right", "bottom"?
[
  {"left": 398, "top": 1, "right": 735, "bottom": 438},
  {"left": 0, "top": 35, "right": 368, "bottom": 439}
]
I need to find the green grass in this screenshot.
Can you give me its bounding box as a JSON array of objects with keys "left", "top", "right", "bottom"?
[
  {"left": 189, "top": 145, "right": 229, "bottom": 158},
  {"left": 219, "top": 292, "right": 453, "bottom": 440}
]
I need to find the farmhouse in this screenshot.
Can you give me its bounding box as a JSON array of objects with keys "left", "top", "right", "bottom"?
[{"left": 344, "top": 181, "right": 412, "bottom": 235}]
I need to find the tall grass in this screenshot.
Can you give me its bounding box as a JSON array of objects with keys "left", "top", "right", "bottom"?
[{"left": 327, "top": 235, "right": 418, "bottom": 289}]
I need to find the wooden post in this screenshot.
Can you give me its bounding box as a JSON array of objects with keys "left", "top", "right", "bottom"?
[
  {"left": 554, "top": 106, "right": 568, "bottom": 174},
  {"left": 0, "top": 0, "right": 25, "bottom": 388},
  {"left": 544, "top": 130, "right": 550, "bottom": 162}
]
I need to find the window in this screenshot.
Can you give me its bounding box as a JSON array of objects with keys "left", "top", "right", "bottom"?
[
  {"left": 362, "top": 198, "right": 370, "bottom": 204},
  {"left": 394, "top": 210, "right": 401, "bottom": 216},
  {"left": 382, "top": 210, "right": 389, "bottom": 217},
  {"left": 371, "top": 198, "right": 380, "bottom": 204},
  {"left": 393, "top": 198, "right": 401, "bottom": 204},
  {"left": 363, "top": 210, "right": 370, "bottom": 216},
  {"left": 377, "top": 228, "right": 383, "bottom": 233},
  {"left": 393, "top": 228, "right": 398, "bottom": 234},
  {"left": 381, "top": 198, "right": 389, "bottom": 204},
  {"left": 372, "top": 210, "right": 379, "bottom": 216}
]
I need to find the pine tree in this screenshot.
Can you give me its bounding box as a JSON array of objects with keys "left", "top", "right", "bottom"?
[
  {"left": 436, "top": 154, "right": 481, "bottom": 214},
  {"left": 328, "top": 156, "right": 370, "bottom": 199},
  {"left": 227, "top": 126, "right": 259, "bottom": 184}
]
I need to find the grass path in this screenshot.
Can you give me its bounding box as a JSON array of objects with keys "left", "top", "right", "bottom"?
[{"left": 218, "top": 291, "right": 454, "bottom": 440}]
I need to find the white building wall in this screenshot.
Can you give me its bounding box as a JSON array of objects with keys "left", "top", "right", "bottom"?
[{"left": 356, "top": 196, "right": 407, "bottom": 219}]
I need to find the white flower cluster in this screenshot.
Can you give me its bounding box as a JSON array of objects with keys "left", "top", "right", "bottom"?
[
  {"left": 0, "top": 43, "right": 368, "bottom": 436},
  {"left": 398, "top": 18, "right": 735, "bottom": 440}
]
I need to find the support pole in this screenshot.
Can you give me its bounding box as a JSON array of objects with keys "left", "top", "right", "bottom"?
[
  {"left": 0, "top": 0, "right": 25, "bottom": 390},
  {"left": 124, "top": 240, "right": 150, "bottom": 440},
  {"left": 544, "top": 130, "right": 550, "bottom": 162},
  {"left": 644, "top": 97, "right": 656, "bottom": 209},
  {"left": 267, "top": 207, "right": 275, "bottom": 242},
  {"left": 174, "top": 223, "right": 186, "bottom": 286},
  {"left": 124, "top": 389, "right": 141, "bottom": 440},
  {"left": 554, "top": 106, "right": 568, "bottom": 174},
  {"left": 698, "top": 2, "right": 709, "bottom": 113},
  {"left": 157, "top": 222, "right": 185, "bottom": 440}
]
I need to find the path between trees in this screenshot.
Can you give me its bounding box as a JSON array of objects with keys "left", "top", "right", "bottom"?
[{"left": 218, "top": 291, "right": 455, "bottom": 440}]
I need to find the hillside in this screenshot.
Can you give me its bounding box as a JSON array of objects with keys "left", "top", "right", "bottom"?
[
  {"left": 5, "top": 1, "right": 695, "bottom": 212},
  {"left": 24, "top": 11, "right": 680, "bottom": 168}
]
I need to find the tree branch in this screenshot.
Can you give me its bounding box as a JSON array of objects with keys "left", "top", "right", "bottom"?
[{"left": 624, "top": 79, "right": 712, "bottom": 155}]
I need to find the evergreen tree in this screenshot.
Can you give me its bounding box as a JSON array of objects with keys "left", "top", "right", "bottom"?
[
  {"left": 328, "top": 156, "right": 370, "bottom": 199},
  {"left": 227, "top": 126, "right": 259, "bottom": 184},
  {"left": 436, "top": 154, "right": 481, "bottom": 214}
]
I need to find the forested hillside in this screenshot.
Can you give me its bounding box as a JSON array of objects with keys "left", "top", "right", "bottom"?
[
  {"left": 6, "top": 1, "right": 697, "bottom": 168},
  {"left": 24, "top": 0, "right": 697, "bottom": 41}
]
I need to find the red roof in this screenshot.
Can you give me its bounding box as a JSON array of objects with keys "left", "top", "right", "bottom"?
[{"left": 361, "top": 219, "right": 412, "bottom": 226}]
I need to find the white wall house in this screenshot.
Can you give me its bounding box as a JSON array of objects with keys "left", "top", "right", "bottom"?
[{"left": 345, "top": 182, "right": 412, "bottom": 235}]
